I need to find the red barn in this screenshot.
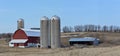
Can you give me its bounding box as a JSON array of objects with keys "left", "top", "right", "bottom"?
[{"left": 9, "top": 29, "right": 40, "bottom": 48}]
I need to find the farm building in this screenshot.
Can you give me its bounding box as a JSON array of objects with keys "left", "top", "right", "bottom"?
[
  {"left": 9, "top": 29, "right": 40, "bottom": 48},
  {"left": 69, "top": 37, "right": 99, "bottom": 46}
]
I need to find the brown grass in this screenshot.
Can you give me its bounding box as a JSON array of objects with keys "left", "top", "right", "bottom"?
[
  {"left": 1, "top": 32, "right": 120, "bottom": 56},
  {"left": 1, "top": 45, "right": 120, "bottom": 56}
]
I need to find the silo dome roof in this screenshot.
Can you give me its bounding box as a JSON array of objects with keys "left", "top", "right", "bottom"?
[
  {"left": 41, "top": 16, "right": 49, "bottom": 20},
  {"left": 51, "top": 15, "right": 60, "bottom": 20},
  {"left": 18, "top": 18, "right": 24, "bottom": 22}
]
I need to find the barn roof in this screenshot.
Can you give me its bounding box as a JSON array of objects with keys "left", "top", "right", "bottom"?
[
  {"left": 21, "top": 29, "right": 40, "bottom": 37},
  {"left": 69, "top": 37, "right": 99, "bottom": 42}
]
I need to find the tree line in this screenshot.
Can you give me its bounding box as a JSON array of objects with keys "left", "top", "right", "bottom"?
[
  {"left": 62, "top": 25, "right": 120, "bottom": 33},
  {"left": 0, "top": 33, "right": 13, "bottom": 42}
]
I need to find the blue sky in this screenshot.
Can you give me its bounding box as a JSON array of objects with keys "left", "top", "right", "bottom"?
[{"left": 0, "top": 0, "right": 120, "bottom": 33}]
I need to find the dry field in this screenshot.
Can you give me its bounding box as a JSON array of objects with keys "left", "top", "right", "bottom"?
[
  {"left": 1, "top": 45, "right": 120, "bottom": 56},
  {"left": 61, "top": 32, "right": 120, "bottom": 46},
  {"left": 0, "top": 32, "right": 120, "bottom": 56}
]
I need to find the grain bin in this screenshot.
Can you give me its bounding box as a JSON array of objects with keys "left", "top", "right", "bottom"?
[
  {"left": 40, "top": 16, "right": 49, "bottom": 48},
  {"left": 51, "top": 15, "right": 61, "bottom": 48},
  {"left": 17, "top": 18, "right": 24, "bottom": 29}
]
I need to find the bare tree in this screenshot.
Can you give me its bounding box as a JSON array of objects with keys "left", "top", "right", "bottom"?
[
  {"left": 74, "top": 25, "right": 83, "bottom": 32},
  {"left": 95, "top": 25, "right": 98, "bottom": 32},
  {"left": 62, "top": 26, "right": 73, "bottom": 33},
  {"left": 97, "top": 25, "right": 101, "bottom": 32},
  {"left": 102, "top": 25, "right": 108, "bottom": 32},
  {"left": 110, "top": 25, "right": 114, "bottom": 32},
  {"left": 63, "top": 25, "right": 120, "bottom": 33},
  {"left": 84, "top": 25, "right": 89, "bottom": 32},
  {"left": 89, "top": 25, "right": 95, "bottom": 32},
  {"left": 113, "top": 26, "right": 118, "bottom": 32},
  {"left": 0, "top": 33, "right": 12, "bottom": 42}
]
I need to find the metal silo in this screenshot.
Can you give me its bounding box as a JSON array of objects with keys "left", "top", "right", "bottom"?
[
  {"left": 48, "top": 20, "right": 51, "bottom": 47},
  {"left": 17, "top": 18, "right": 24, "bottom": 29},
  {"left": 51, "top": 15, "right": 61, "bottom": 48},
  {"left": 40, "top": 16, "right": 49, "bottom": 48}
]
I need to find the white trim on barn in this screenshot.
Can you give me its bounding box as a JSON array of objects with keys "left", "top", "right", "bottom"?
[
  {"left": 18, "top": 46, "right": 26, "bottom": 48},
  {"left": 9, "top": 39, "right": 28, "bottom": 47},
  {"left": 9, "top": 42, "right": 14, "bottom": 47},
  {"left": 9, "top": 39, "right": 28, "bottom": 43}
]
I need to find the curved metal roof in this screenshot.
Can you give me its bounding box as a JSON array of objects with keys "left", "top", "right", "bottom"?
[{"left": 21, "top": 29, "right": 40, "bottom": 37}]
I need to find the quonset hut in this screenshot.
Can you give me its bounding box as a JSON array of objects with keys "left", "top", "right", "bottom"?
[{"left": 9, "top": 29, "right": 40, "bottom": 48}]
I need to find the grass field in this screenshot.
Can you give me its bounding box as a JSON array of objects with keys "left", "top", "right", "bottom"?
[
  {"left": 0, "top": 45, "right": 120, "bottom": 56},
  {"left": 0, "top": 32, "right": 120, "bottom": 56}
]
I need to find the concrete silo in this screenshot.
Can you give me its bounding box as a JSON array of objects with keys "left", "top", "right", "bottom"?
[
  {"left": 48, "top": 20, "right": 51, "bottom": 47},
  {"left": 17, "top": 18, "right": 24, "bottom": 29},
  {"left": 40, "top": 16, "right": 49, "bottom": 48},
  {"left": 51, "top": 15, "right": 61, "bottom": 48}
]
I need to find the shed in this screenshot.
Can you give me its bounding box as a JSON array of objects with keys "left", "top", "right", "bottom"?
[
  {"left": 9, "top": 29, "right": 40, "bottom": 48},
  {"left": 69, "top": 37, "right": 99, "bottom": 46}
]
